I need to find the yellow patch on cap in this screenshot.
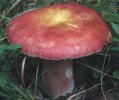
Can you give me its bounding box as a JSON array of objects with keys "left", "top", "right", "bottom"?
[{"left": 36, "top": 9, "right": 73, "bottom": 26}]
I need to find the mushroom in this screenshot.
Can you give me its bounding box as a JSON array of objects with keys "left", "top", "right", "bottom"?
[{"left": 6, "top": 3, "right": 111, "bottom": 98}]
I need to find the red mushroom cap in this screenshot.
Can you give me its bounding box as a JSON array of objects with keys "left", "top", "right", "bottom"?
[{"left": 6, "top": 3, "right": 111, "bottom": 60}]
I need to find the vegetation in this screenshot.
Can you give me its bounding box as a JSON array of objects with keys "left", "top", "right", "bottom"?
[{"left": 0, "top": 0, "right": 119, "bottom": 100}]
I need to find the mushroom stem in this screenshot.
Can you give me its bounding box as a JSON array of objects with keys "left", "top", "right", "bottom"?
[{"left": 42, "top": 59, "right": 74, "bottom": 98}]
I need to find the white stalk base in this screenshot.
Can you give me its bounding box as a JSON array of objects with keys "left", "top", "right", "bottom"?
[{"left": 42, "top": 59, "right": 74, "bottom": 98}]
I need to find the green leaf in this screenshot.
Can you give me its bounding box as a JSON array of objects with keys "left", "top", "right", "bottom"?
[
  {"left": 112, "top": 71, "right": 119, "bottom": 88},
  {"left": 113, "top": 71, "right": 119, "bottom": 77},
  {"left": 109, "top": 45, "right": 119, "bottom": 52},
  {"left": 111, "top": 22, "right": 119, "bottom": 35},
  {"left": 112, "top": 37, "right": 119, "bottom": 43},
  {"left": 0, "top": 44, "right": 21, "bottom": 51},
  {"left": 0, "top": 72, "right": 8, "bottom": 86}
]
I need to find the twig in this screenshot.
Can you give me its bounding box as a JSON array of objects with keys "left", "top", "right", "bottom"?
[
  {"left": 66, "top": 83, "right": 101, "bottom": 100},
  {"left": 35, "top": 64, "right": 39, "bottom": 95},
  {"left": 79, "top": 62, "right": 119, "bottom": 80},
  {"left": 21, "top": 57, "right": 26, "bottom": 86},
  {"left": 0, "top": 37, "right": 7, "bottom": 41},
  {"left": 100, "top": 46, "right": 110, "bottom": 100},
  {"left": 28, "top": 68, "right": 48, "bottom": 89},
  {"left": 3, "top": 0, "right": 21, "bottom": 16},
  {"left": 0, "top": 15, "right": 11, "bottom": 20}
]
